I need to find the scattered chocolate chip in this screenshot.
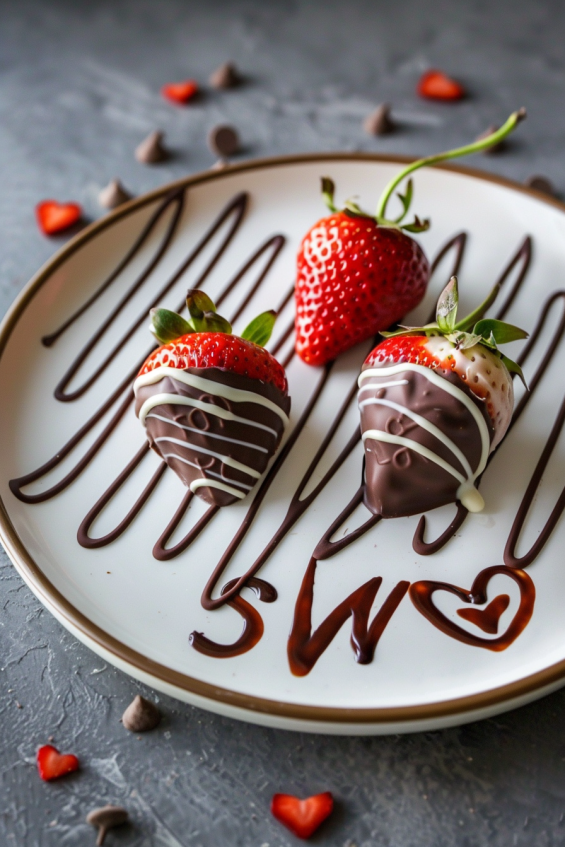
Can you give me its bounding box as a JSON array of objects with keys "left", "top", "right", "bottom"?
[
  {"left": 476, "top": 125, "right": 505, "bottom": 155},
  {"left": 135, "top": 130, "right": 168, "bottom": 165},
  {"left": 122, "top": 694, "right": 161, "bottom": 732},
  {"left": 525, "top": 174, "right": 555, "bottom": 197},
  {"left": 208, "top": 124, "right": 240, "bottom": 158},
  {"left": 86, "top": 805, "right": 129, "bottom": 846},
  {"left": 209, "top": 61, "right": 240, "bottom": 89},
  {"left": 98, "top": 179, "right": 132, "bottom": 210},
  {"left": 364, "top": 103, "right": 394, "bottom": 136}
]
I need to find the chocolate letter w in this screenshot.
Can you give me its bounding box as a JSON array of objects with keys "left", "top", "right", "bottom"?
[{"left": 288, "top": 558, "right": 409, "bottom": 676}]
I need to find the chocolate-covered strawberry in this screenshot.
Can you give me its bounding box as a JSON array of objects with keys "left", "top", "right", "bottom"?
[
  {"left": 295, "top": 108, "right": 526, "bottom": 367},
  {"left": 358, "top": 276, "right": 527, "bottom": 517},
  {"left": 134, "top": 291, "right": 290, "bottom": 507}
]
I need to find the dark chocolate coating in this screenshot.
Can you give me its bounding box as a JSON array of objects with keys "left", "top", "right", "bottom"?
[
  {"left": 135, "top": 367, "right": 289, "bottom": 506},
  {"left": 359, "top": 366, "right": 493, "bottom": 518}
]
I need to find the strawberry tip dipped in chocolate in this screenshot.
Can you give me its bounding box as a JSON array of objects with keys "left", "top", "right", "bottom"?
[
  {"left": 134, "top": 290, "right": 290, "bottom": 507},
  {"left": 358, "top": 275, "right": 528, "bottom": 518},
  {"left": 295, "top": 108, "right": 526, "bottom": 367}
]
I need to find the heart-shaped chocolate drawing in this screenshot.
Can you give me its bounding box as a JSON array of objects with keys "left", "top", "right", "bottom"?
[
  {"left": 410, "top": 565, "right": 535, "bottom": 650},
  {"left": 457, "top": 593, "right": 510, "bottom": 634}
]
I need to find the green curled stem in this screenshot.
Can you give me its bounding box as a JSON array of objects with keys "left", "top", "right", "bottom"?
[{"left": 375, "top": 107, "right": 527, "bottom": 221}]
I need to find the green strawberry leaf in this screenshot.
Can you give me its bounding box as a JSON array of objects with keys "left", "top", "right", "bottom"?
[
  {"left": 392, "top": 178, "right": 413, "bottom": 223},
  {"left": 150, "top": 308, "right": 193, "bottom": 344},
  {"left": 199, "top": 311, "right": 232, "bottom": 334},
  {"left": 186, "top": 289, "right": 218, "bottom": 330},
  {"left": 473, "top": 318, "right": 529, "bottom": 345},
  {"left": 185, "top": 289, "right": 232, "bottom": 333},
  {"left": 446, "top": 330, "right": 483, "bottom": 350},
  {"left": 500, "top": 353, "right": 528, "bottom": 388},
  {"left": 241, "top": 310, "right": 277, "bottom": 347},
  {"left": 321, "top": 177, "right": 337, "bottom": 213},
  {"left": 343, "top": 198, "right": 369, "bottom": 218},
  {"left": 380, "top": 326, "right": 426, "bottom": 338},
  {"left": 401, "top": 215, "right": 430, "bottom": 233},
  {"left": 436, "top": 276, "right": 459, "bottom": 333}
]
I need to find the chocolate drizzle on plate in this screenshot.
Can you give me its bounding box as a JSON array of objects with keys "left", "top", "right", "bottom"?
[{"left": 8, "top": 184, "right": 565, "bottom": 674}]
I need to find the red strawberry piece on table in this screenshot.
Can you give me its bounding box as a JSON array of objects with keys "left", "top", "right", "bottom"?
[
  {"left": 359, "top": 276, "right": 528, "bottom": 518},
  {"left": 36, "top": 201, "right": 82, "bottom": 235},
  {"left": 134, "top": 290, "right": 290, "bottom": 507},
  {"left": 161, "top": 79, "right": 198, "bottom": 104},
  {"left": 295, "top": 109, "right": 526, "bottom": 368},
  {"left": 417, "top": 69, "right": 465, "bottom": 100},
  {"left": 37, "top": 744, "right": 79, "bottom": 781},
  {"left": 271, "top": 791, "right": 334, "bottom": 839}
]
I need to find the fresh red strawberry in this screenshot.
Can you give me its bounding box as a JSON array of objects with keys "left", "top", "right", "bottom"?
[
  {"left": 135, "top": 290, "right": 290, "bottom": 506},
  {"left": 271, "top": 792, "right": 334, "bottom": 839},
  {"left": 139, "top": 331, "right": 287, "bottom": 393},
  {"left": 296, "top": 209, "right": 429, "bottom": 366},
  {"left": 161, "top": 79, "right": 198, "bottom": 104},
  {"left": 37, "top": 744, "right": 79, "bottom": 781},
  {"left": 36, "top": 200, "right": 82, "bottom": 235},
  {"left": 417, "top": 70, "right": 465, "bottom": 101},
  {"left": 295, "top": 110, "right": 526, "bottom": 367},
  {"left": 359, "top": 276, "right": 528, "bottom": 517}
]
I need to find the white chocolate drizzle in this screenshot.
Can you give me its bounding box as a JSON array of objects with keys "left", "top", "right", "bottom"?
[
  {"left": 145, "top": 412, "right": 269, "bottom": 453},
  {"left": 158, "top": 452, "right": 252, "bottom": 493},
  {"left": 358, "top": 363, "right": 492, "bottom": 513},
  {"left": 189, "top": 478, "right": 247, "bottom": 500},
  {"left": 134, "top": 366, "right": 289, "bottom": 426},
  {"left": 154, "top": 436, "right": 261, "bottom": 479}
]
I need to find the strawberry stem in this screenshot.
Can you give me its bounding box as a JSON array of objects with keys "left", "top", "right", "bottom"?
[
  {"left": 452, "top": 276, "right": 505, "bottom": 331},
  {"left": 375, "top": 108, "right": 527, "bottom": 222}
]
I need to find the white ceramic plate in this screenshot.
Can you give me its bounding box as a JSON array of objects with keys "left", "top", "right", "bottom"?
[{"left": 2, "top": 154, "right": 565, "bottom": 735}]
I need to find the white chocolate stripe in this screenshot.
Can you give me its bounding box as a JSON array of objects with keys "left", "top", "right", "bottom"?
[
  {"left": 359, "top": 364, "right": 491, "bottom": 478},
  {"left": 189, "top": 478, "right": 246, "bottom": 500},
  {"left": 159, "top": 452, "right": 252, "bottom": 492},
  {"left": 154, "top": 436, "right": 261, "bottom": 479},
  {"left": 357, "top": 379, "right": 408, "bottom": 394},
  {"left": 362, "top": 429, "right": 466, "bottom": 485},
  {"left": 146, "top": 412, "right": 268, "bottom": 453},
  {"left": 137, "top": 393, "right": 278, "bottom": 436},
  {"left": 358, "top": 397, "right": 474, "bottom": 481},
  {"left": 134, "top": 366, "right": 289, "bottom": 426}
]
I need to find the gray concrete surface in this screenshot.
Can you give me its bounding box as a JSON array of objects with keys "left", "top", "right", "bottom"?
[{"left": 2, "top": 0, "right": 565, "bottom": 844}]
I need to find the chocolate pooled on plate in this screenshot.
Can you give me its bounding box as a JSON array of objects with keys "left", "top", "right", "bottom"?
[{"left": 134, "top": 290, "right": 290, "bottom": 507}]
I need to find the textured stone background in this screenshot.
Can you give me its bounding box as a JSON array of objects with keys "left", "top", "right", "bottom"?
[{"left": 2, "top": 0, "right": 565, "bottom": 844}]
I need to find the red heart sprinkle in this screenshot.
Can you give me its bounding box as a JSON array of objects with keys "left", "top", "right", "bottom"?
[
  {"left": 271, "top": 791, "right": 334, "bottom": 839},
  {"left": 37, "top": 744, "right": 80, "bottom": 781},
  {"left": 417, "top": 70, "right": 465, "bottom": 101},
  {"left": 161, "top": 80, "right": 198, "bottom": 104},
  {"left": 36, "top": 201, "right": 82, "bottom": 236}
]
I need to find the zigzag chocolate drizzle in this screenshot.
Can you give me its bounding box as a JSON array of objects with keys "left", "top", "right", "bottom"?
[{"left": 10, "top": 180, "right": 565, "bottom": 674}]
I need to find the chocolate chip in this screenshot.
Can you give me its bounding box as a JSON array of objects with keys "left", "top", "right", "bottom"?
[
  {"left": 98, "top": 179, "right": 132, "bottom": 210},
  {"left": 209, "top": 61, "right": 240, "bottom": 89},
  {"left": 86, "top": 806, "right": 129, "bottom": 846},
  {"left": 122, "top": 694, "right": 161, "bottom": 732},
  {"left": 364, "top": 104, "right": 394, "bottom": 136},
  {"left": 525, "top": 174, "right": 555, "bottom": 197},
  {"left": 208, "top": 125, "right": 240, "bottom": 158},
  {"left": 476, "top": 125, "right": 505, "bottom": 155},
  {"left": 135, "top": 130, "right": 168, "bottom": 165}
]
